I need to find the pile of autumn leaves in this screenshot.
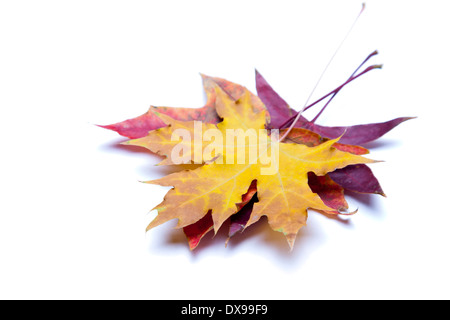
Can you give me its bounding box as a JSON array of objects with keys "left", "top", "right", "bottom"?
[{"left": 101, "top": 71, "right": 412, "bottom": 250}]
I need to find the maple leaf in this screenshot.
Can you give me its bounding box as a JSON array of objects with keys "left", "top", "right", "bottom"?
[
  {"left": 256, "top": 69, "right": 414, "bottom": 144},
  {"left": 99, "top": 74, "right": 264, "bottom": 139},
  {"left": 126, "top": 85, "right": 377, "bottom": 249}
]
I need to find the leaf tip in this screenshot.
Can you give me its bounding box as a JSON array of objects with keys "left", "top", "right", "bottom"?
[
  {"left": 188, "top": 241, "right": 198, "bottom": 251},
  {"left": 141, "top": 179, "right": 160, "bottom": 185},
  {"left": 96, "top": 123, "right": 121, "bottom": 134},
  {"left": 377, "top": 191, "right": 387, "bottom": 197},
  {"left": 120, "top": 140, "right": 131, "bottom": 146},
  {"left": 95, "top": 123, "right": 109, "bottom": 129},
  {"left": 286, "top": 234, "right": 297, "bottom": 251}
]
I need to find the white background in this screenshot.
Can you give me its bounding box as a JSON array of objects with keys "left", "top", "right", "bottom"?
[{"left": 1, "top": 0, "right": 449, "bottom": 299}]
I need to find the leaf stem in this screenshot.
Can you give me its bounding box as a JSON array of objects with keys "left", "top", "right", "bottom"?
[
  {"left": 310, "top": 50, "right": 379, "bottom": 124},
  {"left": 278, "top": 3, "right": 366, "bottom": 142},
  {"left": 278, "top": 63, "right": 382, "bottom": 131}
]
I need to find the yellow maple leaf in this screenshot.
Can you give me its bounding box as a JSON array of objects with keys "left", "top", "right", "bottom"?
[{"left": 125, "top": 86, "right": 377, "bottom": 249}]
